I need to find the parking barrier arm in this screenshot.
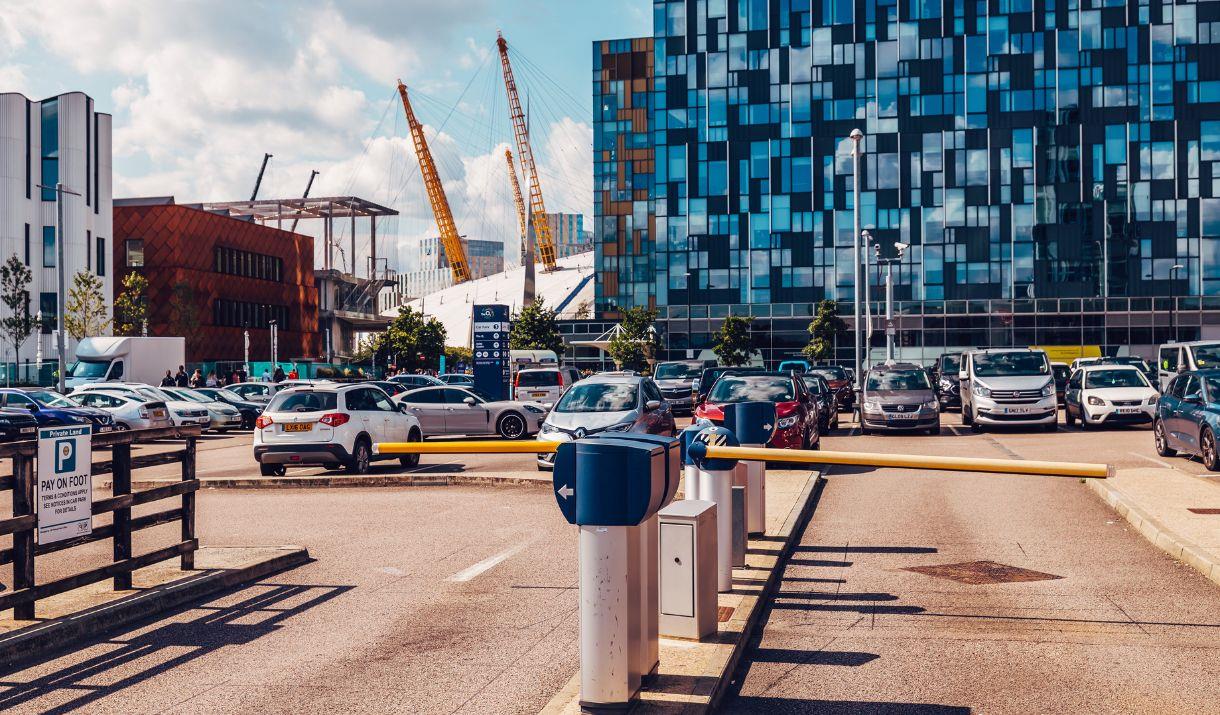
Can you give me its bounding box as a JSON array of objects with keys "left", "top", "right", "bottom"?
[{"left": 374, "top": 440, "right": 562, "bottom": 456}]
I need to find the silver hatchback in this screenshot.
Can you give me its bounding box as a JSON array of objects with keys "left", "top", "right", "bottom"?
[
  {"left": 535, "top": 374, "right": 676, "bottom": 470},
  {"left": 860, "top": 362, "right": 941, "bottom": 435}
]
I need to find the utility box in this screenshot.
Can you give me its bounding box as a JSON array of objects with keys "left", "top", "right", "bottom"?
[{"left": 658, "top": 500, "right": 718, "bottom": 641}]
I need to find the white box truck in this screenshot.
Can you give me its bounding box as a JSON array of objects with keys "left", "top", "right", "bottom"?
[{"left": 66, "top": 337, "right": 187, "bottom": 389}]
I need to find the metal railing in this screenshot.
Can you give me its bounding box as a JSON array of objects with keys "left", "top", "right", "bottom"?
[{"left": 0, "top": 426, "right": 202, "bottom": 619}]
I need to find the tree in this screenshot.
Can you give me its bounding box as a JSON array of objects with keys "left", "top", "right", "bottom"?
[
  {"left": 713, "top": 315, "right": 755, "bottom": 366},
  {"left": 64, "top": 271, "right": 109, "bottom": 340},
  {"left": 382, "top": 306, "right": 447, "bottom": 371},
  {"left": 803, "top": 300, "right": 847, "bottom": 361},
  {"left": 608, "top": 306, "right": 659, "bottom": 372},
  {"left": 509, "top": 299, "right": 565, "bottom": 355},
  {"left": 113, "top": 271, "right": 149, "bottom": 336},
  {"left": 168, "top": 281, "right": 200, "bottom": 337},
  {"left": 0, "top": 254, "right": 33, "bottom": 368}
]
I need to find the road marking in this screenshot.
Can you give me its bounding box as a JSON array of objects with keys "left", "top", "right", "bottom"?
[
  {"left": 1127, "top": 451, "right": 1177, "bottom": 470},
  {"left": 448, "top": 540, "right": 533, "bottom": 582}
]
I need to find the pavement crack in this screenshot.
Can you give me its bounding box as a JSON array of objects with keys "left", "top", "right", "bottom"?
[{"left": 1106, "top": 595, "right": 1151, "bottom": 636}]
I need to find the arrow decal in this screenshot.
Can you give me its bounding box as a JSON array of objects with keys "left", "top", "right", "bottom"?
[
  {"left": 763, "top": 423, "right": 773, "bottom": 431},
  {"left": 557, "top": 484, "right": 574, "bottom": 500}
]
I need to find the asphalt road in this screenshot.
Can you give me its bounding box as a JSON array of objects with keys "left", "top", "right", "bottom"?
[{"left": 724, "top": 415, "right": 1220, "bottom": 714}]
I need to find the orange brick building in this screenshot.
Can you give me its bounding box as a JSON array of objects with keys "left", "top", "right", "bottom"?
[{"left": 112, "top": 197, "right": 320, "bottom": 362}]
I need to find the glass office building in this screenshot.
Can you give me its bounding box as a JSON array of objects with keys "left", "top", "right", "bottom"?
[{"left": 595, "top": 0, "right": 1220, "bottom": 364}]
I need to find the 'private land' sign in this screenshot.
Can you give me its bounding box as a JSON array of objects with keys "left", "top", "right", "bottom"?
[{"left": 37, "top": 425, "right": 92, "bottom": 544}]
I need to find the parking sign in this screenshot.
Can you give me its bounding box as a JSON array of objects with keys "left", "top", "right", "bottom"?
[{"left": 37, "top": 425, "right": 92, "bottom": 544}]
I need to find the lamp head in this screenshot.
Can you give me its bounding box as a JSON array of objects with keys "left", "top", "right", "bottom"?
[{"left": 849, "top": 128, "right": 863, "bottom": 141}]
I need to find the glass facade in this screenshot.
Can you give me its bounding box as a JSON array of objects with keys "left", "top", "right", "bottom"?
[{"left": 593, "top": 0, "right": 1220, "bottom": 362}]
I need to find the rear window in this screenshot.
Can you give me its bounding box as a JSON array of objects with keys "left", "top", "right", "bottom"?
[
  {"left": 810, "top": 367, "right": 847, "bottom": 381},
  {"left": 518, "top": 370, "right": 560, "bottom": 387},
  {"left": 709, "top": 376, "right": 796, "bottom": 404},
  {"left": 269, "top": 391, "right": 338, "bottom": 413}
]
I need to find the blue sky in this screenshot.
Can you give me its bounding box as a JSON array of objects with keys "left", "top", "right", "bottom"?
[{"left": 0, "top": 0, "right": 650, "bottom": 269}]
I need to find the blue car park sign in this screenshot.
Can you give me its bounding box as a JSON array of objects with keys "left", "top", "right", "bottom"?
[
  {"left": 552, "top": 438, "right": 672, "bottom": 526},
  {"left": 688, "top": 425, "right": 740, "bottom": 471},
  {"left": 472, "top": 304, "right": 510, "bottom": 401},
  {"left": 724, "top": 402, "right": 777, "bottom": 446}
]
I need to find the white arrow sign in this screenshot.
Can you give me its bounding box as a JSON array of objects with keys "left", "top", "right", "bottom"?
[
  {"left": 763, "top": 423, "right": 773, "bottom": 431},
  {"left": 557, "top": 484, "right": 574, "bottom": 500}
]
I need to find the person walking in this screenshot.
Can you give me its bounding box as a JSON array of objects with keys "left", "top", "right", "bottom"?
[
  {"left": 273, "top": 365, "right": 285, "bottom": 383},
  {"left": 174, "top": 366, "right": 188, "bottom": 387},
  {"left": 205, "top": 372, "right": 218, "bottom": 387},
  {"left": 160, "top": 370, "right": 175, "bottom": 387},
  {"left": 261, "top": 368, "right": 271, "bottom": 382},
  {"left": 189, "top": 369, "right": 204, "bottom": 388},
  {"left": 287, "top": 366, "right": 299, "bottom": 380}
]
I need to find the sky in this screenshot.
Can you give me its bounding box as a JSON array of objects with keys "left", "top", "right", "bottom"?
[{"left": 0, "top": 0, "right": 650, "bottom": 271}]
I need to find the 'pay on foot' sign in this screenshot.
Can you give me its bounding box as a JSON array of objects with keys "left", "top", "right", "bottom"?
[{"left": 37, "top": 425, "right": 92, "bottom": 544}]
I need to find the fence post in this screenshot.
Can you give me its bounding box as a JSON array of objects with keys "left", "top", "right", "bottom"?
[
  {"left": 112, "top": 442, "right": 132, "bottom": 590},
  {"left": 181, "top": 435, "right": 196, "bottom": 570},
  {"left": 11, "top": 452, "right": 35, "bottom": 620}
]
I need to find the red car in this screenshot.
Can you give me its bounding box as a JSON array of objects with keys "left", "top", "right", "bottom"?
[{"left": 694, "top": 372, "right": 820, "bottom": 450}]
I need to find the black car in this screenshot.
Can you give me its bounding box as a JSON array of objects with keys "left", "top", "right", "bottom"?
[
  {"left": 693, "top": 366, "right": 765, "bottom": 406},
  {"left": 799, "top": 373, "right": 840, "bottom": 432},
  {"left": 370, "top": 381, "right": 411, "bottom": 398},
  {"left": 0, "top": 408, "right": 38, "bottom": 442},
  {"left": 195, "top": 387, "right": 264, "bottom": 430},
  {"left": 932, "top": 352, "right": 963, "bottom": 410},
  {"left": 3, "top": 388, "right": 116, "bottom": 432},
  {"left": 807, "top": 365, "right": 855, "bottom": 410}
]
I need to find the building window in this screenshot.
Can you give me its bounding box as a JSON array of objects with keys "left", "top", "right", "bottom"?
[
  {"left": 212, "top": 298, "right": 289, "bottom": 330},
  {"left": 38, "top": 293, "right": 56, "bottom": 334},
  {"left": 213, "top": 245, "right": 283, "bottom": 282},
  {"left": 86, "top": 230, "right": 91, "bottom": 272},
  {"left": 24, "top": 100, "right": 30, "bottom": 200},
  {"left": 40, "top": 99, "right": 58, "bottom": 202},
  {"left": 23, "top": 225, "right": 29, "bottom": 265},
  {"left": 126, "top": 239, "right": 144, "bottom": 268},
  {"left": 42, "top": 227, "right": 55, "bottom": 268},
  {"left": 96, "top": 236, "right": 105, "bottom": 276}
]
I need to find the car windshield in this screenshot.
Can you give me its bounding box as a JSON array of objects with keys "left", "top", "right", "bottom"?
[
  {"left": 799, "top": 376, "right": 826, "bottom": 393},
  {"left": 27, "top": 390, "right": 76, "bottom": 408},
  {"left": 810, "top": 367, "right": 847, "bottom": 381},
  {"left": 68, "top": 360, "right": 110, "bottom": 378},
  {"left": 1192, "top": 345, "right": 1220, "bottom": 369},
  {"left": 173, "top": 390, "right": 213, "bottom": 404},
  {"left": 210, "top": 388, "right": 246, "bottom": 402},
  {"left": 137, "top": 387, "right": 175, "bottom": 402},
  {"left": 709, "top": 376, "right": 796, "bottom": 404},
  {"left": 866, "top": 371, "right": 931, "bottom": 391},
  {"left": 654, "top": 363, "right": 701, "bottom": 379},
  {"left": 1085, "top": 369, "right": 1149, "bottom": 389},
  {"left": 973, "top": 352, "right": 1049, "bottom": 377},
  {"left": 555, "top": 383, "right": 638, "bottom": 413},
  {"left": 268, "top": 391, "right": 338, "bottom": 413},
  {"left": 1102, "top": 357, "right": 1151, "bottom": 372},
  {"left": 940, "top": 355, "right": 961, "bottom": 373}
]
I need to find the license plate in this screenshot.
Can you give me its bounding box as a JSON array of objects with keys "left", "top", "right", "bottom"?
[
  {"left": 19, "top": 427, "right": 34, "bottom": 434},
  {"left": 1003, "top": 407, "right": 1036, "bottom": 414},
  {"left": 283, "top": 423, "right": 313, "bottom": 433},
  {"left": 98, "top": 425, "right": 114, "bottom": 432},
  {"left": 1117, "top": 408, "right": 1141, "bottom": 414},
  {"left": 888, "top": 412, "right": 918, "bottom": 420},
  {"left": 154, "top": 410, "right": 167, "bottom": 419},
  {"left": 531, "top": 392, "right": 547, "bottom": 398}
]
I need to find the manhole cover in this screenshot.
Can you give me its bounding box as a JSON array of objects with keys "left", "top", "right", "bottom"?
[
  {"left": 904, "top": 560, "right": 1063, "bottom": 585},
  {"left": 717, "top": 606, "right": 735, "bottom": 622},
  {"left": 1188, "top": 508, "right": 1220, "bottom": 515}
]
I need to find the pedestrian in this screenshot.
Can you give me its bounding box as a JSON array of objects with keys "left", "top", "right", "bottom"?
[
  {"left": 273, "top": 365, "right": 285, "bottom": 383},
  {"left": 175, "top": 365, "right": 188, "bottom": 387},
  {"left": 261, "top": 368, "right": 271, "bottom": 382},
  {"left": 160, "top": 370, "right": 175, "bottom": 387},
  {"left": 189, "top": 368, "right": 203, "bottom": 388},
  {"left": 230, "top": 369, "right": 240, "bottom": 385},
  {"left": 205, "top": 372, "right": 218, "bottom": 387},
  {"left": 287, "top": 366, "right": 299, "bottom": 380}
]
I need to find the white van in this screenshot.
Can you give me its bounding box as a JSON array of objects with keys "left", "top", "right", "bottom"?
[
  {"left": 67, "top": 337, "right": 186, "bottom": 389},
  {"left": 1157, "top": 341, "right": 1220, "bottom": 390},
  {"left": 513, "top": 366, "right": 580, "bottom": 407},
  {"left": 958, "top": 348, "right": 1057, "bottom": 432}
]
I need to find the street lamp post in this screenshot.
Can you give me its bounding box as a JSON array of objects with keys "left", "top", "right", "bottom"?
[
  {"left": 861, "top": 229, "right": 873, "bottom": 368},
  {"left": 1170, "top": 263, "right": 1185, "bottom": 343},
  {"left": 34, "top": 311, "right": 43, "bottom": 386},
  {"left": 849, "top": 129, "right": 864, "bottom": 395},
  {"left": 268, "top": 320, "right": 279, "bottom": 371},
  {"left": 38, "top": 182, "right": 80, "bottom": 394},
  {"left": 873, "top": 241, "right": 910, "bottom": 362}
]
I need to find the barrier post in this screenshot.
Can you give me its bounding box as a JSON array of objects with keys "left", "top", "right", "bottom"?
[
  {"left": 680, "top": 423, "right": 705, "bottom": 501},
  {"left": 692, "top": 426, "right": 740, "bottom": 593},
  {"left": 724, "top": 402, "right": 777, "bottom": 536}
]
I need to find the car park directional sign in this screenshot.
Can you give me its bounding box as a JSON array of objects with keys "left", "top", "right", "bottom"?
[{"left": 472, "top": 304, "right": 510, "bottom": 401}]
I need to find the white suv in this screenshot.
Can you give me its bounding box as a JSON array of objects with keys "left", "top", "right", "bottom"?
[
  {"left": 253, "top": 384, "right": 422, "bottom": 477},
  {"left": 959, "top": 349, "right": 1057, "bottom": 432}
]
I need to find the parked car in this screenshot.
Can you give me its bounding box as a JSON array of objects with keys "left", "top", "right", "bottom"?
[
  {"left": 807, "top": 364, "right": 855, "bottom": 411},
  {"left": 513, "top": 367, "right": 579, "bottom": 406},
  {"left": 194, "top": 387, "right": 264, "bottom": 429},
  {"left": 439, "top": 373, "right": 475, "bottom": 386},
  {"left": 1064, "top": 364, "right": 1158, "bottom": 430},
  {"left": 397, "top": 386, "right": 546, "bottom": 439},
  {"left": 958, "top": 349, "right": 1057, "bottom": 432},
  {"left": 72, "top": 383, "right": 210, "bottom": 428},
  {"left": 1157, "top": 342, "right": 1220, "bottom": 391},
  {"left": 536, "top": 374, "right": 675, "bottom": 470},
  {"left": 0, "top": 407, "right": 39, "bottom": 442},
  {"left": 652, "top": 360, "right": 707, "bottom": 415},
  {"left": 1051, "top": 362, "right": 1071, "bottom": 404},
  {"left": 368, "top": 381, "right": 411, "bottom": 398},
  {"left": 1096, "top": 356, "right": 1157, "bottom": 388},
  {"left": 161, "top": 387, "right": 244, "bottom": 432},
  {"left": 388, "top": 374, "right": 446, "bottom": 389},
  {"left": 777, "top": 359, "right": 811, "bottom": 374},
  {"left": 694, "top": 372, "right": 819, "bottom": 450},
  {"left": 693, "top": 366, "right": 764, "bottom": 405},
  {"left": 253, "top": 384, "right": 423, "bottom": 476},
  {"left": 0, "top": 388, "right": 116, "bottom": 432},
  {"left": 227, "top": 379, "right": 333, "bottom": 404},
  {"left": 1155, "top": 370, "right": 1220, "bottom": 470},
  {"left": 69, "top": 390, "right": 173, "bottom": 431},
  {"left": 859, "top": 363, "right": 941, "bottom": 435},
  {"left": 1069, "top": 357, "right": 1101, "bottom": 374},
  {"left": 932, "top": 352, "right": 964, "bottom": 410},
  {"left": 798, "top": 373, "right": 840, "bottom": 432}
]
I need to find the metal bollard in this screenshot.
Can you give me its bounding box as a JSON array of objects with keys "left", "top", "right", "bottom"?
[
  {"left": 680, "top": 423, "right": 705, "bottom": 501},
  {"left": 692, "top": 426, "right": 740, "bottom": 593},
  {"left": 731, "top": 485, "right": 747, "bottom": 567},
  {"left": 724, "top": 402, "right": 777, "bottom": 536}
]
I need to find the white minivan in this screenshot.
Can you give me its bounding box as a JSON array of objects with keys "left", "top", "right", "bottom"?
[
  {"left": 958, "top": 348, "right": 1058, "bottom": 432},
  {"left": 1157, "top": 341, "right": 1220, "bottom": 391}
]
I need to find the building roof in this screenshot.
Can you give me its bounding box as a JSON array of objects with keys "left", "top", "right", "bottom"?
[
  {"left": 386, "top": 251, "right": 595, "bottom": 348},
  {"left": 199, "top": 196, "right": 398, "bottom": 221}
]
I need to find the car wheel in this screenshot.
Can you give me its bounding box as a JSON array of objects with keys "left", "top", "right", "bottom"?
[
  {"left": 1065, "top": 406, "right": 1076, "bottom": 427},
  {"left": 1043, "top": 421, "right": 1057, "bottom": 433},
  {"left": 1154, "top": 419, "right": 1177, "bottom": 457},
  {"left": 928, "top": 423, "right": 941, "bottom": 435},
  {"left": 116, "top": 423, "right": 131, "bottom": 431},
  {"left": 497, "top": 413, "right": 527, "bottom": 440},
  {"left": 1080, "top": 412, "right": 1092, "bottom": 431},
  {"left": 260, "top": 463, "right": 285, "bottom": 477},
  {"left": 399, "top": 428, "right": 422, "bottom": 468},
  {"left": 962, "top": 406, "right": 974, "bottom": 426},
  {"left": 1203, "top": 429, "right": 1220, "bottom": 472},
  {"left": 347, "top": 438, "right": 372, "bottom": 474}
]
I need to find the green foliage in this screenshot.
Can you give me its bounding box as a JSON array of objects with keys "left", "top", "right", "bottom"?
[
  {"left": 113, "top": 271, "right": 149, "bottom": 336},
  {"left": 608, "top": 306, "right": 659, "bottom": 372},
  {"left": 803, "top": 300, "right": 847, "bottom": 361},
  {"left": 382, "top": 306, "right": 447, "bottom": 371},
  {"left": 64, "top": 271, "right": 110, "bottom": 340},
  {"left": 509, "top": 299, "right": 565, "bottom": 355},
  {"left": 713, "top": 315, "right": 755, "bottom": 367},
  {"left": 445, "top": 345, "right": 473, "bottom": 366},
  {"left": 168, "top": 281, "right": 200, "bottom": 338},
  {"left": 0, "top": 254, "right": 33, "bottom": 361}
]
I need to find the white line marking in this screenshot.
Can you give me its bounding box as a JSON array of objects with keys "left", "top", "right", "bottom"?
[
  {"left": 448, "top": 540, "right": 533, "bottom": 582},
  {"left": 1127, "top": 451, "right": 1176, "bottom": 469}
]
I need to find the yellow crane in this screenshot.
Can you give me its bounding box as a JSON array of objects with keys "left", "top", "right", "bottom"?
[
  {"left": 496, "top": 31, "right": 557, "bottom": 271},
  {"left": 505, "top": 149, "right": 528, "bottom": 254},
  {"left": 396, "top": 80, "right": 471, "bottom": 284}
]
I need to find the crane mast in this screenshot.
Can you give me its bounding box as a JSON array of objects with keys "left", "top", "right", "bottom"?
[
  {"left": 396, "top": 80, "right": 471, "bottom": 284},
  {"left": 496, "top": 31, "right": 557, "bottom": 271},
  {"left": 505, "top": 149, "right": 528, "bottom": 257}
]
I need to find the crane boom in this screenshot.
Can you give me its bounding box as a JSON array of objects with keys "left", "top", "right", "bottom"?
[
  {"left": 396, "top": 80, "right": 471, "bottom": 284},
  {"left": 505, "top": 149, "right": 528, "bottom": 256},
  {"left": 496, "top": 32, "right": 557, "bottom": 271}
]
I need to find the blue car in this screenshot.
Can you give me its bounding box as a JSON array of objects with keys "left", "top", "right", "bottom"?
[
  {"left": 1155, "top": 370, "right": 1220, "bottom": 470},
  {"left": 0, "top": 388, "right": 116, "bottom": 432}
]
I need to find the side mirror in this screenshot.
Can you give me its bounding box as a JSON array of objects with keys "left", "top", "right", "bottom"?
[
  {"left": 463, "top": 396, "right": 477, "bottom": 406},
  {"left": 1178, "top": 365, "right": 1188, "bottom": 374},
  {"left": 645, "top": 400, "right": 661, "bottom": 411},
  {"left": 398, "top": 403, "right": 410, "bottom": 414},
  {"left": 1185, "top": 393, "right": 1204, "bottom": 405},
  {"left": 958, "top": 371, "right": 968, "bottom": 381}
]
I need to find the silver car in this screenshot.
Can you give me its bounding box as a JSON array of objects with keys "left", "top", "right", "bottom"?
[
  {"left": 162, "top": 387, "right": 243, "bottom": 431},
  {"left": 860, "top": 362, "right": 941, "bottom": 435},
  {"left": 652, "top": 360, "right": 707, "bottom": 414},
  {"left": 535, "top": 374, "right": 676, "bottom": 471},
  {"left": 396, "top": 386, "right": 547, "bottom": 439},
  {"left": 69, "top": 390, "right": 174, "bottom": 431}
]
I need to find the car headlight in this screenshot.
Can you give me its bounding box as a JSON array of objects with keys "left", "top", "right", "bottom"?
[
  {"left": 972, "top": 383, "right": 991, "bottom": 398},
  {"left": 539, "top": 423, "right": 559, "bottom": 435},
  {"left": 1147, "top": 395, "right": 1158, "bottom": 405},
  {"left": 1087, "top": 396, "right": 1105, "bottom": 406},
  {"left": 1041, "top": 382, "right": 1054, "bottom": 397},
  {"left": 523, "top": 405, "right": 545, "bottom": 414},
  {"left": 924, "top": 400, "right": 939, "bottom": 411},
  {"left": 606, "top": 421, "right": 634, "bottom": 432},
  {"left": 939, "top": 378, "right": 952, "bottom": 389},
  {"left": 863, "top": 399, "right": 881, "bottom": 411},
  {"left": 0, "top": 418, "right": 12, "bottom": 426},
  {"left": 776, "top": 415, "right": 798, "bottom": 429}
]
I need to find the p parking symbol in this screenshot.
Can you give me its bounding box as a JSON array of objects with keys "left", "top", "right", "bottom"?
[{"left": 55, "top": 439, "right": 75, "bottom": 474}]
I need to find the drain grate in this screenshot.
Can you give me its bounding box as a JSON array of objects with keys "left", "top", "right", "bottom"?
[
  {"left": 904, "top": 560, "right": 1063, "bottom": 585},
  {"left": 717, "top": 606, "right": 735, "bottom": 622},
  {"left": 1188, "top": 508, "right": 1220, "bottom": 515}
]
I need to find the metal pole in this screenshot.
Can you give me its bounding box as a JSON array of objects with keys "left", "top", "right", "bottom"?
[
  {"left": 849, "top": 129, "right": 863, "bottom": 393},
  {"left": 885, "top": 261, "right": 894, "bottom": 362},
  {"left": 55, "top": 183, "right": 68, "bottom": 394}
]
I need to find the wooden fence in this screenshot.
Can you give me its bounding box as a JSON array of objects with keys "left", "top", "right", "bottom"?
[{"left": 0, "top": 426, "right": 202, "bottom": 619}]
